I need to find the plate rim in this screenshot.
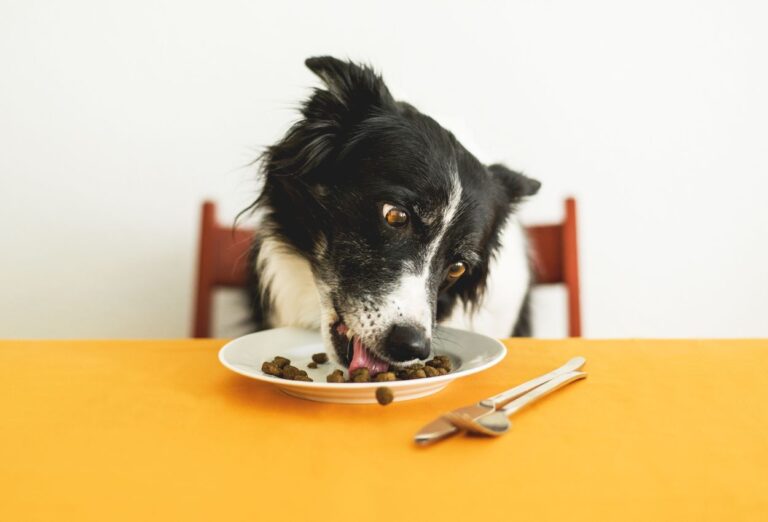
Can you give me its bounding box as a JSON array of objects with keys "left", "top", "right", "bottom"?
[{"left": 217, "top": 325, "right": 507, "bottom": 389}]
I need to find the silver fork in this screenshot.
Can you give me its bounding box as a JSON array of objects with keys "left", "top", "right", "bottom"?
[{"left": 444, "top": 370, "right": 587, "bottom": 436}]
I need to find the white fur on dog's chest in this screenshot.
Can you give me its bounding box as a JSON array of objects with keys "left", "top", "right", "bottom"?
[{"left": 256, "top": 236, "right": 322, "bottom": 329}]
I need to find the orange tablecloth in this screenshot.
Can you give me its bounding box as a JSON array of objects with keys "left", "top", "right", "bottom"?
[{"left": 1, "top": 339, "right": 767, "bottom": 521}]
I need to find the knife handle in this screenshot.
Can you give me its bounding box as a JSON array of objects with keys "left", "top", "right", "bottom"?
[
  {"left": 484, "top": 356, "right": 586, "bottom": 409},
  {"left": 500, "top": 371, "right": 587, "bottom": 417}
]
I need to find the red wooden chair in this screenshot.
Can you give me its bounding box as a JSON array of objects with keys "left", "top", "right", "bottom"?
[
  {"left": 525, "top": 198, "right": 582, "bottom": 336},
  {"left": 192, "top": 198, "right": 581, "bottom": 337},
  {"left": 191, "top": 202, "right": 254, "bottom": 338}
]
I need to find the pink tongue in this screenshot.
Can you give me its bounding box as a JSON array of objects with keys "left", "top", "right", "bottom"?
[{"left": 349, "top": 336, "right": 389, "bottom": 376}]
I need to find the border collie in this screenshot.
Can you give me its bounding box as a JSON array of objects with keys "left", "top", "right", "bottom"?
[{"left": 244, "top": 56, "right": 540, "bottom": 374}]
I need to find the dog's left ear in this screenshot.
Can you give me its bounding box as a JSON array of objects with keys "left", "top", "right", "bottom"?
[
  {"left": 263, "top": 56, "right": 396, "bottom": 181},
  {"left": 304, "top": 56, "right": 395, "bottom": 114},
  {"left": 488, "top": 163, "right": 541, "bottom": 201}
]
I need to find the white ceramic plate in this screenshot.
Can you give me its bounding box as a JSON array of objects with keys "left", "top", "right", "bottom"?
[{"left": 218, "top": 326, "right": 506, "bottom": 404}]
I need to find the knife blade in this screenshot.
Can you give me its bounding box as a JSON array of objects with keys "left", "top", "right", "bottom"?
[{"left": 414, "top": 401, "right": 495, "bottom": 445}]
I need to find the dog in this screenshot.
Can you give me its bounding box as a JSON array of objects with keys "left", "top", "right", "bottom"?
[{"left": 244, "top": 56, "right": 540, "bottom": 374}]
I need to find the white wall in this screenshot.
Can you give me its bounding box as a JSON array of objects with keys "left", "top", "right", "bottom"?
[{"left": 1, "top": 0, "right": 766, "bottom": 338}]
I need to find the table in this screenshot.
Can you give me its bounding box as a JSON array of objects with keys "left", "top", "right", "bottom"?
[{"left": 1, "top": 339, "right": 767, "bottom": 521}]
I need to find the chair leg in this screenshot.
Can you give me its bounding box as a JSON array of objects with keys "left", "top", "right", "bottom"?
[
  {"left": 193, "top": 201, "right": 216, "bottom": 337},
  {"left": 563, "top": 198, "right": 582, "bottom": 337}
]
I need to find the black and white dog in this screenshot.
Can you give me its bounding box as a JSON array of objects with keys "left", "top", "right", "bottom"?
[{"left": 245, "top": 56, "right": 540, "bottom": 374}]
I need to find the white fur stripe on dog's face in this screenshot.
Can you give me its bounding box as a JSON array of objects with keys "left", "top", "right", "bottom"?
[
  {"left": 377, "top": 169, "right": 463, "bottom": 339},
  {"left": 422, "top": 170, "right": 463, "bottom": 277}
]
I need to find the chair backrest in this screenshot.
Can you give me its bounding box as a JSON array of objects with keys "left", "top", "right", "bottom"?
[
  {"left": 192, "top": 202, "right": 254, "bottom": 338},
  {"left": 192, "top": 198, "right": 581, "bottom": 337},
  {"left": 525, "top": 198, "right": 581, "bottom": 336}
]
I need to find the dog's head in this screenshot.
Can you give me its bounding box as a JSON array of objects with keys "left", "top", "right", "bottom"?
[{"left": 260, "top": 56, "right": 540, "bottom": 372}]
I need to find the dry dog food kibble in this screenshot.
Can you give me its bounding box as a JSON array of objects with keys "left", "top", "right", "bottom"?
[
  {"left": 426, "top": 355, "right": 452, "bottom": 372},
  {"left": 351, "top": 368, "right": 370, "bottom": 383},
  {"left": 261, "top": 357, "right": 313, "bottom": 381},
  {"left": 263, "top": 354, "right": 453, "bottom": 384},
  {"left": 376, "top": 387, "right": 394, "bottom": 405},
  {"left": 326, "top": 369, "right": 345, "bottom": 383},
  {"left": 261, "top": 361, "right": 282, "bottom": 377},
  {"left": 272, "top": 356, "right": 290, "bottom": 368},
  {"left": 408, "top": 369, "right": 427, "bottom": 380},
  {"left": 311, "top": 353, "right": 329, "bottom": 364},
  {"left": 374, "top": 372, "right": 397, "bottom": 382},
  {"left": 281, "top": 365, "right": 301, "bottom": 379}
]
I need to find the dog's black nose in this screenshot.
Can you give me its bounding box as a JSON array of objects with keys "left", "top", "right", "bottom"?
[{"left": 385, "top": 325, "right": 430, "bottom": 361}]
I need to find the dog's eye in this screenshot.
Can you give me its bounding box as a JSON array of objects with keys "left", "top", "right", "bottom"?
[
  {"left": 447, "top": 262, "right": 466, "bottom": 280},
  {"left": 382, "top": 204, "right": 409, "bottom": 228}
]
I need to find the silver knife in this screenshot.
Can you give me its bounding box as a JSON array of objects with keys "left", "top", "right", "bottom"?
[{"left": 414, "top": 356, "right": 586, "bottom": 445}]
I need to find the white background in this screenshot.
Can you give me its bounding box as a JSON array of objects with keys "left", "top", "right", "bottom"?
[{"left": 1, "top": 0, "right": 766, "bottom": 339}]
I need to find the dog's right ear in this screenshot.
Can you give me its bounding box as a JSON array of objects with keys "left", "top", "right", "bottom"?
[
  {"left": 488, "top": 164, "right": 542, "bottom": 202},
  {"left": 263, "top": 56, "right": 395, "bottom": 181}
]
